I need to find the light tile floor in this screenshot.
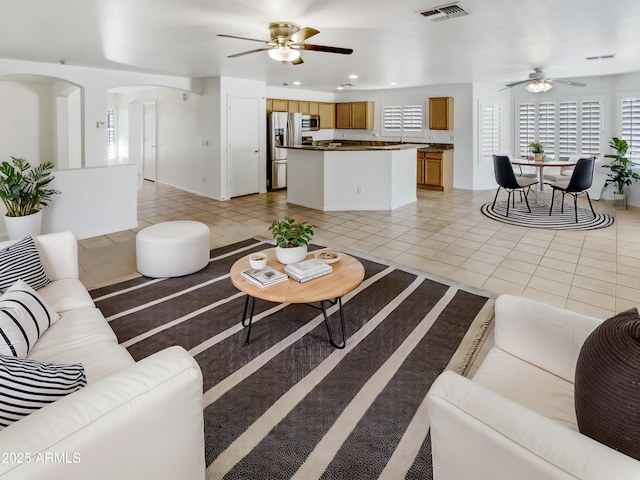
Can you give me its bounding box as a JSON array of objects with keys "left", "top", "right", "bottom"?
[
  {"left": 79, "top": 180, "right": 640, "bottom": 321},
  {"left": 79, "top": 180, "right": 640, "bottom": 376}
]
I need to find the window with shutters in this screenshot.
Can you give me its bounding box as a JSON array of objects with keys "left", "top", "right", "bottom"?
[
  {"left": 382, "top": 104, "right": 424, "bottom": 136},
  {"left": 516, "top": 98, "right": 602, "bottom": 158},
  {"left": 106, "top": 109, "right": 116, "bottom": 161},
  {"left": 478, "top": 99, "right": 507, "bottom": 165},
  {"left": 621, "top": 97, "right": 640, "bottom": 160}
]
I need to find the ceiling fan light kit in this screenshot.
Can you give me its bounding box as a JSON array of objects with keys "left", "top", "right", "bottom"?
[
  {"left": 525, "top": 79, "right": 553, "bottom": 93},
  {"left": 268, "top": 46, "right": 300, "bottom": 62}
]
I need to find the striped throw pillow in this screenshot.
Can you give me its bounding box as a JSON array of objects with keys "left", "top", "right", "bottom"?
[
  {"left": 0, "top": 236, "right": 51, "bottom": 290},
  {"left": 0, "top": 280, "right": 60, "bottom": 357},
  {"left": 0, "top": 355, "right": 86, "bottom": 429}
]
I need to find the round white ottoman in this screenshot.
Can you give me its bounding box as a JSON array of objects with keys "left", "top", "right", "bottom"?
[{"left": 136, "top": 221, "right": 210, "bottom": 278}]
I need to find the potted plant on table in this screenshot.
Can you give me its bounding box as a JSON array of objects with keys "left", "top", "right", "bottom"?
[
  {"left": 529, "top": 142, "right": 544, "bottom": 162},
  {"left": 0, "top": 156, "right": 60, "bottom": 240},
  {"left": 268, "top": 218, "right": 316, "bottom": 264},
  {"left": 603, "top": 137, "right": 640, "bottom": 209}
]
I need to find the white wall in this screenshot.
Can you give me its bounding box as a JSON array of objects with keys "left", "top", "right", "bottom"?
[
  {"left": 42, "top": 164, "right": 138, "bottom": 240},
  {"left": 335, "top": 84, "right": 474, "bottom": 189}
]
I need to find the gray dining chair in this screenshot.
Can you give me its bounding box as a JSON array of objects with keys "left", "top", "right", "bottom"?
[
  {"left": 492, "top": 155, "right": 538, "bottom": 216},
  {"left": 548, "top": 157, "right": 596, "bottom": 223}
]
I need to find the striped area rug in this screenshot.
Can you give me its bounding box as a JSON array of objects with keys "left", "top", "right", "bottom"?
[
  {"left": 91, "top": 239, "right": 495, "bottom": 480},
  {"left": 481, "top": 200, "right": 614, "bottom": 230}
]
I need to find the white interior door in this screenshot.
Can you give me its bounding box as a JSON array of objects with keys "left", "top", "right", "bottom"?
[
  {"left": 143, "top": 102, "right": 157, "bottom": 182},
  {"left": 228, "top": 96, "right": 260, "bottom": 197}
]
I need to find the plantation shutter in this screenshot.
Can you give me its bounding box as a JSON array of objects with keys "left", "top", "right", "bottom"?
[
  {"left": 107, "top": 109, "right": 115, "bottom": 161},
  {"left": 581, "top": 100, "right": 601, "bottom": 156},
  {"left": 622, "top": 98, "right": 640, "bottom": 160},
  {"left": 479, "top": 101, "right": 503, "bottom": 165},
  {"left": 402, "top": 105, "right": 423, "bottom": 132},
  {"left": 559, "top": 101, "right": 578, "bottom": 157},
  {"left": 538, "top": 102, "right": 556, "bottom": 157},
  {"left": 518, "top": 103, "right": 536, "bottom": 156},
  {"left": 383, "top": 106, "right": 402, "bottom": 131}
]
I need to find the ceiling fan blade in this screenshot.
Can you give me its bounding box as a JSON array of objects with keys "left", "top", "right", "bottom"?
[
  {"left": 546, "top": 79, "right": 587, "bottom": 87},
  {"left": 227, "top": 47, "right": 273, "bottom": 58},
  {"left": 291, "top": 56, "right": 304, "bottom": 65},
  {"left": 504, "top": 79, "right": 533, "bottom": 88},
  {"left": 285, "top": 27, "right": 320, "bottom": 44},
  {"left": 217, "top": 34, "right": 273, "bottom": 45},
  {"left": 297, "top": 44, "right": 353, "bottom": 55}
]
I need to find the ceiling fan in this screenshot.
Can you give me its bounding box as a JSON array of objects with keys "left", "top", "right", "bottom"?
[
  {"left": 217, "top": 22, "right": 353, "bottom": 65},
  {"left": 503, "top": 68, "right": 586, "bottom": 93}
]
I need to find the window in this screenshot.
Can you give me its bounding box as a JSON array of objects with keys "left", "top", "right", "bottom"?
[
  {"left": 382, "top": 104, "right": 424, "bottom": 135},
  {"left": 516, "top": 98, "right": 601, "bottom": 158},
  {"left": 479, "top": 99, "right": 507, "bottom": 165},
  {"left": 622, "top": 97, "right": 640, "bottom": 160},
  {"left": 106, "top": 109, "right": 115, "bottom": 161}
]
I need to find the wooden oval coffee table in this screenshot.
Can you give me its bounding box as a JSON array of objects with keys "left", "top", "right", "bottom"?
[{"left": 230, "top": 248, "right": 365, "bottom": 348}]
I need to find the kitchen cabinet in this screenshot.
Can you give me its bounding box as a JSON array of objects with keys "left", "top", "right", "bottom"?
[
  {"left": 429, "top": 97, "right": 453, "bottom": 130},
  {"left": 335, "top": 101, "right": 374, "bottom": 130},
  {"left": 309, "top": 102, "right": 319, "bottom": 116},
  {"left": 271, "top": 99, "right": 288, "bottom": 112},
  {"left": 417, "top": 150, "right": 453, "bottom": 191},
  {"left": 266, "top": 99, "right": 272, "bottom": 112},
  {"left": 318, "top": 102, "right": 335, "bottom": 129},
  {"left": 298, "top": 101, "right": 310, "bottom": 115},
  {"left": 287, "top": 100, "right": 299, "bottom": 113}
]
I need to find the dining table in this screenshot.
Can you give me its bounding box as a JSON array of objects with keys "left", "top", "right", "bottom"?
[{"left": 511, "top": 158, "right": 577, "bottom": 205}]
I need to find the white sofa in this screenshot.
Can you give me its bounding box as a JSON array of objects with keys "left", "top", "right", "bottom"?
[
  {"left": 0, "top": 232, "right": 205, "bottom": 480},
  {"left": 427, "top": 294, "right": 640, "bottom": 480}
]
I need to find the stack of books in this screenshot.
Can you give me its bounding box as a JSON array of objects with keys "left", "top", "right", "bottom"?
[
  {"left": 241, "top": 267, "right": 288, "bottom": 287},
  {"left": 284, "top": 258, "right": 333, "bottom": 283}
]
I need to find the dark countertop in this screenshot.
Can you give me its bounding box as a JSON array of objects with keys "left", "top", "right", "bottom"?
[{"left": 290, "top": 140, "right": 454, "bottom": 152}]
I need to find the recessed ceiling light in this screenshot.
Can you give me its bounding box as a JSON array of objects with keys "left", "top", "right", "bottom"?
[
  {"left": 293, "top": 81, "right": 301, "bottom": 86},
  {"left": 390, "top": 82, "right": 398, "bottom": 86},
  {"left": 337, "top": 86, "right": 344, "bottom": 90},
  {"left": 349, "top": 74, "right": 358, "bottom": 80}
]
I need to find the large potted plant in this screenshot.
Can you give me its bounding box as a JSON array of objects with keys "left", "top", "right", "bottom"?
[
  {"left": 603, "top": 137, "right": 640, "bottom": 209},
  {"left": 0, "top": 156, "right": 60, "bottom": 240},
  {"left": 529, "top": 142, "right": 544, "bottom": 162},
  {"left": 268, "top": 218, "right": 316, "bottom": 264}
]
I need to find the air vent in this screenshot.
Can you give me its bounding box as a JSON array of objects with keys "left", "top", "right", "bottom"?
[
  {"left": 586, "top": 54, "right": 615, "bottom": 61},
  {"left": 419, "top": 3, "right": 468, "bottom": 21}
]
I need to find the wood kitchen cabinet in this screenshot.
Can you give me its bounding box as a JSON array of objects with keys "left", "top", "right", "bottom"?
[
  {"left": 318, "top": 102, "right": 335, "bottom": 129},
  {"left": 266, "top": 98, "right": 272, "bottom": 112},
  {"left": 287, "top": 100, "right": 299, "bottom": 113},
  {"left": 335, "top": 101, "right": 374, "bottom": 130},
  {"left": 309, "top": 102, "right": 319, "bottom": 116},
  {"left": 417, "top": 150, "right": 453, "bottom": 191},
  {"left": 298, "top": 101, "right": 310, "bottom": 115},
  {"left": 271, "top": 98, "right": 288, "bottom": 112},
  {"left": 429, "top": 97, "right": 454, "bottom": 130}
]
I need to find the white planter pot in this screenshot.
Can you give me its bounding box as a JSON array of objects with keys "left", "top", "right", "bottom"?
[
  {"left": 4, "top": 211, "right": 43, "bottom": 240},
  {"left": 614, "top": 193, "right": 627, "bottom": 210},
  {"left": 275, "top": 245, "right": 307, "bottom": 265}
]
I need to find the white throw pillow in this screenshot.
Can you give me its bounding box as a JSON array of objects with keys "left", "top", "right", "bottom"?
[
  {"left": 0, "top": 355, "right": 86, "bottom": 430},
  {"left": 0, "top": 280, "right": 60, "bottom": 357}
]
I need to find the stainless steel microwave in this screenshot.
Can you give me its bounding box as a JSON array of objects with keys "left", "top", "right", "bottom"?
[{"left": 301, "top": 115, "right": 320, "bottom": 131}]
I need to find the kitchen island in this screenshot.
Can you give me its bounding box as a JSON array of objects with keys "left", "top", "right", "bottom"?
[{"left": 284, "top": 144, "right": 419, "bottom": 211}]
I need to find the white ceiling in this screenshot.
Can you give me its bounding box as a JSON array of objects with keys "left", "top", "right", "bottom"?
[{"left": 1, "top": 0, "right": 639, "bottom": 91}]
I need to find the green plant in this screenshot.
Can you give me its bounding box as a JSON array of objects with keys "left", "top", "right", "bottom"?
[
  {"left": 603, "top": 137, "right": 640, "bottom": 194},
  {"left": 0, "top": 156, "right": 60, "bottom": 217},
  {"left": 529, "top": 142, "right": 544, "bottom": 154},
  {"left": 268, "top": 218, "right": 316, "bottom": 248}
]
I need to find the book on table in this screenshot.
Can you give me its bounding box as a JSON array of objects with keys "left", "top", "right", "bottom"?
[
  {"left": 241, "top": 267, "right": 288, "bottom": 287},
  {"left": 284, "top": 258, "right": 333, "bottom": 283}
]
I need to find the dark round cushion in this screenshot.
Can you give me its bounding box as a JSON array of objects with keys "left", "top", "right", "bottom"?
[{"left": 575, "top": 308, "right": 640, "bottom": 459}]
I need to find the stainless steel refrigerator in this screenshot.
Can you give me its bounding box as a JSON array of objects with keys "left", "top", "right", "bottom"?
[{"left": 268, "top": 112, "right": 302, "bottom": 190}]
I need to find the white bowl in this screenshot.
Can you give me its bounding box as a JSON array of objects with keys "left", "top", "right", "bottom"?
[
  {"left": 313, "top": 249, "right": 342, "bottom": 264},
  {"left": 249, "top": 252, "right": 267, "bottom": 270}
]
